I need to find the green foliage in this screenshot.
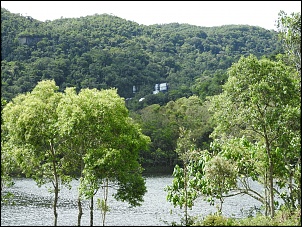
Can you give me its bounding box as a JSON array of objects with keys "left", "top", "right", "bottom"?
[
  {"left": 277, "top": 11, "right": 301, "bottom": 75},
  {"left": 197, "top": 214, "right": 235, "bottom": 226},
  {"left": 2, "top": 80, "right": 67, "bottom": 184},
  {"left": 1, "top": 101, "right": 15, "bottom": 197},
  {"left": 203, "top": 155, "right": 238, "bottom": 212},
  {"left": 193, "top": 208, "right": 301, "bottom": 226},
  {"left": 208, "top": 54, "right": 300, "bottom": 217},
  {"left": 1, "top": 97, "right": 14, "bottom": 195},
  {"left": 1, "top": 138, "right": 16, "bottom": 196},
  {"left": 1, "top": 7, "right": 282, "bottom": 105},
  {"left": 134, "top": 95, "right": 213, "bottom": 168},
  {"left": 233, "top": 208, "right": 301, "bottom": 226},
  {"left": 191, "top": 70, "right": 228, "bottom": 101},
  {"left": 2, "top": 79, "right": 150, "bottom": 225}
]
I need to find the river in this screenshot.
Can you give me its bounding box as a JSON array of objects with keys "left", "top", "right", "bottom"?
[{"left": 1, "top": 175, "right": 262, "bottom": 226}]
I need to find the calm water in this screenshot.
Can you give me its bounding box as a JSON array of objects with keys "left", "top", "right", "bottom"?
[{"left": 1, "top": 176, "right": 262, "bottom": 226}]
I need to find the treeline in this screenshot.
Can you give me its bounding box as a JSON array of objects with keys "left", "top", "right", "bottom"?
[{"left": 1, "top": 7, "right": 282, "bottom": 104}]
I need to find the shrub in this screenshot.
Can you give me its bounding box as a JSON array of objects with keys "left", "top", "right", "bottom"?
[{"left": 197, "top": 214, "right": 235, "bottom": 226}]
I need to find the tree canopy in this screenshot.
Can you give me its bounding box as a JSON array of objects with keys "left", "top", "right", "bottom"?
[{"left": 1, "top": 7, "right": 283, "bottom": 105}]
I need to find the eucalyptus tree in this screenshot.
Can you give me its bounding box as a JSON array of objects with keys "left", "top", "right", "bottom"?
[
  {"left": 56, "top": 86, "right": 91, "bottom": 226},
  {"left": 276, "top": 10, "right": 301, "bottom": 209},
  {"left": 2, "top": 80, "right": 72, "bottom": 226},
  {"left": 209, "top": 54, "right": 300, "bottom": 217},
  {"left": 165, "top": 127, "right": 208, "bottom": 226},
  {"left": 277, "top": 11, "right": 301, "bottom": 76},
  {"left": 57, "top": 87, "right": 150, "bottom": 226},
  {"left": 165, "top": 128, "right": 239, "bottom": 222}
]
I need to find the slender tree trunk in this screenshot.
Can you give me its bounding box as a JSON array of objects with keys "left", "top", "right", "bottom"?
[
  {"left": 264, "top": 171, "right": 268, "bottom": 217},
  {"left": 297, "top": 158, "right": 301, "bottom": 208},
  {"left": 268, "top": 158, "right": 274, "bottom": 218},
  {"left": 101, "top": 179, "right": 109, "bottom": 226},
  {"left": 264, "top": 133, "right": 275, "bottom": 218},
  {"left": 219, "top": 197, "right": 223, "bottom": 214},
  {"left": 77, "top": 196, "right": 83, "bottom": 226},
  {"left": 184, "top": 163, "right": 188, "bottom": 226},
  {"left": 78, "top": 156, "right": 84, "bottom": 226},
  {"left": 50, "top": 141, "right": 59, "bottom": 226},
  {"left": 54, "top": 179, "right": 59, "bottom": 226},
  {"left": 90, "top": 196, "right": 93, "bottom": 226}
]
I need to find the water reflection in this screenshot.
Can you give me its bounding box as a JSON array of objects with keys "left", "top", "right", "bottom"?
[{"left": 1, "top": 176, "right": 262, "bottom": 226}]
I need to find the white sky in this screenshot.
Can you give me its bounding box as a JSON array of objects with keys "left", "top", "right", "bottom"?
[{"left": 1, "top": 1, "right": 301, "bottom": 30}]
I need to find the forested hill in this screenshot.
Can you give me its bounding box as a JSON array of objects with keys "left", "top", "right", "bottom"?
[{"left": 1, "top": 7, "right": 283, "bottom": 105}]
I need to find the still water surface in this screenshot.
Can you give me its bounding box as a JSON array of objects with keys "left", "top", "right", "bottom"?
[{"left": 1, "top": 176, "right": 262, "bottom": 226}]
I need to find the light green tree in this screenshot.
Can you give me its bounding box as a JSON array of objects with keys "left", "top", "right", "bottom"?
[
  {"left": 2, "top": 80, "right": 72, "bottom": 226},
  {"left": 165, "top": 127, "right": 208, "bottom": 226},
  {"left": 203, "top": 154, "right": 238, "bottom": 214},
  {"left": 57, "top": 87, "right": 150, "bottom": 226}
]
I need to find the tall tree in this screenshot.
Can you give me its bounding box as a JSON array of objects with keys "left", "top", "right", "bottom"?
[
  {"left": 209, "top": 54, "right": 300, "bottom": 217},
  {"left": 276, "top": 10, "right": 301, "bottom": 210},
  {"left": 56, "top": 86, "right": 90, "bottom": 226},
  {"left": 165, "top": 127, "right": 205, "bottom": 226},
  {"left": 2, "top": 80, "right": 72, "bottom": 226},
  {"left": 57, "top": 87, "right": 150, "bottom": 226}
]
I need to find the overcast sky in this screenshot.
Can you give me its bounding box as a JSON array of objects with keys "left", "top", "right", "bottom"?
[{"left": 1, "top": 1, "right": 301, "bottom": 30}]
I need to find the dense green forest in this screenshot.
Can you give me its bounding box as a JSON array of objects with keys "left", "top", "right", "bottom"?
[
  {"left": 1, "top": 7, "right": 282, "bottom": 103},
  {"left": 1, "top": 8, "right": 285, "bottom": 169}
]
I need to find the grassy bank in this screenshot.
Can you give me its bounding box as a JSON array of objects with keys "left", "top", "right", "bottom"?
[{"left": 193, "top": 208, "right": 301, "bottom": 226}]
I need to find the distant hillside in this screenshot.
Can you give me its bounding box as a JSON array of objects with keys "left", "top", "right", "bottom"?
[{"left": 1, "top": 7, "right": 283, "bottom": 105}]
